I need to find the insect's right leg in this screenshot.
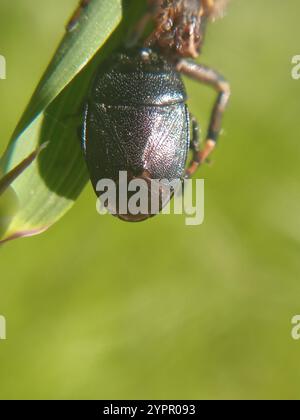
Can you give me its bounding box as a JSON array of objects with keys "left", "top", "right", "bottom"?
[{"left": 66, "top": 0, "right": 91, "bottom": 31}]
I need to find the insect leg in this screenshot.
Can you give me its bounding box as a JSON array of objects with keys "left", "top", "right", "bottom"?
[
  {"left": 185, "top": 114, "right": 202, "bottom": 178},
  {"left": 66, "top": 0, "right": 91, "bottom": 31},
  {"left": 81, "top": 102, "right": 89, "bottom": 155},
  {"left": 177, "top": 60, "right": 231, "bottom": 177},
  {"left": 190, "top": 114, "right": 201, "bottom": 154}
]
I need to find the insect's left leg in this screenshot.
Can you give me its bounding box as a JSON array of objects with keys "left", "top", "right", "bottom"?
[
  {"left": 66, "top": 0, "right": 91, "bottom": 31},
  {"left": 185, "top": 115, "right": 202, "bottom": 178},
  {"left": 177, "top": 60, "right": 231, "bottom": 178}
]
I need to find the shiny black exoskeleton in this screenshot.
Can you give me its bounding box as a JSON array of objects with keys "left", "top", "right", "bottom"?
[{"left": 82, "top": 48, "right": 191, "bottom": 221}]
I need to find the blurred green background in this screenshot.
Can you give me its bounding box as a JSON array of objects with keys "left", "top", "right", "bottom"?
[{"left": 0, "top": 0, "right": 300, "bottom": 400}]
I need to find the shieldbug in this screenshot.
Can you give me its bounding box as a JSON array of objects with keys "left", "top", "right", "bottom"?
[{"left": 68, "top": 0, "right": 231, "bottom": 221}]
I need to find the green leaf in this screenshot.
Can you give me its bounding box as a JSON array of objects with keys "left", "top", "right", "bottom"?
[
  {"left": 0, "top": 143, "right": 49, "bottom": 197},
  {"left": 0, "top": 0, "right": 123, "bottom": 243},
  {"left": 0, "top": 74, "right": 90, "bottom": 243},
  {"left": 13, "top": 0, "right": 122, "bottom": 141}
]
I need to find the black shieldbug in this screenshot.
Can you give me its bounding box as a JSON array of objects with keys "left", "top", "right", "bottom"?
[{"left": 72, "top": 0, "right": 231, "bottom": 221}]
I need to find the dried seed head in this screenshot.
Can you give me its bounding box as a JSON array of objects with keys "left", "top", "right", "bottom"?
[{"left": 148, "top": 0, "right": 230, "bottom": 58}]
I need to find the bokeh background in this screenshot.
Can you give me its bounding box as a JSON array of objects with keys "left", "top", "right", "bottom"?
[{"left": 0, "top": 0, "right": 300, "bottom": 400}]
